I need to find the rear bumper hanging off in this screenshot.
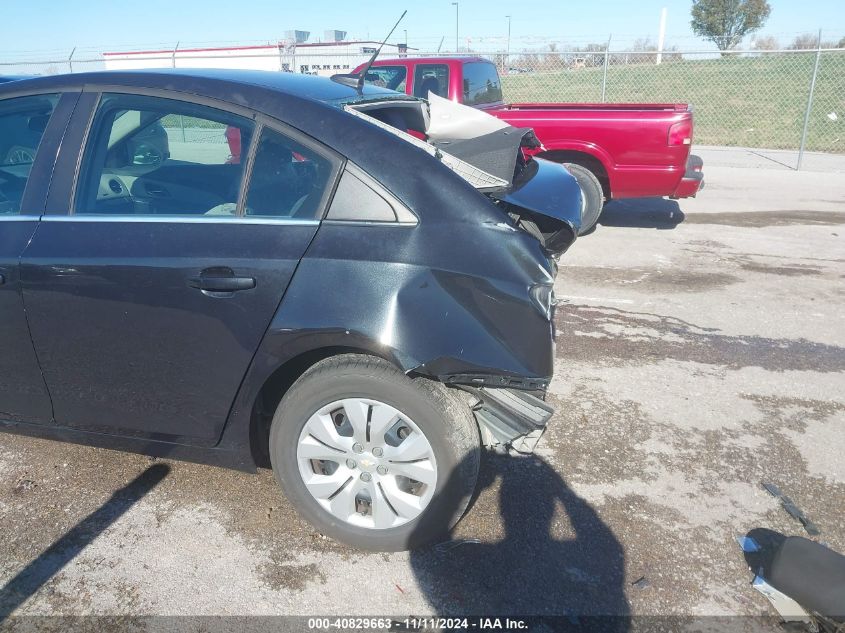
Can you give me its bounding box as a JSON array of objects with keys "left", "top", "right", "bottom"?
[{"left": 458, "top": 385, "right": 554, "bottom": 454}]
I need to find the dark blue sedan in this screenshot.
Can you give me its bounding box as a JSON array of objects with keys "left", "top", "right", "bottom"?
[{"left": 0, "top": 69, "right": 582, "bottom": 550}]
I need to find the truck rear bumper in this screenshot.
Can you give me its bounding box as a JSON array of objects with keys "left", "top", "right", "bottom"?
[{"left": 670, "top": 154, "right": 704, "bottom": 199}]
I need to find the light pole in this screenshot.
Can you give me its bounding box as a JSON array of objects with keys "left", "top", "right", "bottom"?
[
  {"left": 452, "top": 2, "right": 459, "bottom": 53},
  {"left": 505, "top": 15, "right": 511, "bottom": 72}
]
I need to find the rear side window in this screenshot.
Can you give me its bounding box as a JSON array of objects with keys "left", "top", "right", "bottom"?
[
  {"left": 362, "top": 66, "right": 407, "bottom": 92},
  {"left": 462, "top": 62, "right": 503, "bottom": 106},
  {"left": 244, "top": 127, "right": 333, "bottom": 220},
  {"left": 412, "top": 64, "right": 449, "bottom": 99},
  {"left": 75, "top": 93, "right": 254, "bottom": 217},
  {"left": 0, "top": 94, "right": 58, "bottom": 215}
]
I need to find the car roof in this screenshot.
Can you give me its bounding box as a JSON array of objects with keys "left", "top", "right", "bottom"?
[
  {"left": 0, "top": 67, "right": 509, "bottom": 229},
  {"left": 0, "top": 75, "right": 36, "bottom": 83},
  {"left": 0, "top": 68, "right": 410, "bottom": 107},
  {"left": 370, "top": 57, "right": 491, "bottom": 66}
]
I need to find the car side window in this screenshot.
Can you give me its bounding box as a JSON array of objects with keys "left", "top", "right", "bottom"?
[
  {"left": 75, "top": 93, "right": 254, "bottom": 217},
  {"left": 243, "top": 127, "right": 333, "bottom": 219},
  {"left": 412, "top": 64, "right": 449, "bottom": 99},
  {"left": 0, "top": 94, "right": 58, "bottom": 215},
  {"left": 462, "top": 62, "right": 503, "bottom": 106}
]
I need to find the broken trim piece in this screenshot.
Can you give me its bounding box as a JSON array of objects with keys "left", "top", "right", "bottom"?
[
  {"left": 751, "top": 575, "right": 814, "bottom": 623},
  {"left": 458, "top": 385, "right": 553, "bottom": 454},
  {"left": 762, "top": 482, "right": 821, "bottom": 536}
]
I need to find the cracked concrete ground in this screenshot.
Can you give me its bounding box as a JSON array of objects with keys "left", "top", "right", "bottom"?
[{"left": 0, "top": 151, "right": 843, "bottom": 625}]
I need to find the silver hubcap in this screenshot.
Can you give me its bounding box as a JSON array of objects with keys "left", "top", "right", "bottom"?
[{"left": 296, "top": 398, "right": 437, "bottom": 530}]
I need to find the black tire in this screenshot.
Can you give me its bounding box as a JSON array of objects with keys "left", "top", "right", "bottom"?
[
  {"left": 564, "top": 162, "right": 605, "bottom": 235},
  {"left": 269, "top": 354, "right": 480, "bottom": 551}
]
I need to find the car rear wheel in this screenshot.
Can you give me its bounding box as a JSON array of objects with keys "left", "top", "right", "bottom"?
[
  {"left": 269, "top": 354, "right": 480, "bottom": 551},
  {"left": 564, "top": 162, "right": 605, "bottom": 235}
]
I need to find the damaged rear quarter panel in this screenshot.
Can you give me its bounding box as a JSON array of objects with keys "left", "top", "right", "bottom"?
[{"left": 258, "top": 219, "right": 555, "bottom": 383}]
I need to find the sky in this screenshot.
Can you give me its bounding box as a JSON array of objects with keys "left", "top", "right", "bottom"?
[{"left": 2, "top": 0, "right": 843, "bottom": 59}]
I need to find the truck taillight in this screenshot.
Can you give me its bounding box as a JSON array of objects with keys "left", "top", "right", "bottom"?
[{"left": 668, "top": 121, "right": 692, "bottom": 146}]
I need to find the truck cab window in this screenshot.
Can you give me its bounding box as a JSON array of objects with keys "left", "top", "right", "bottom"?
[
  {"left": 462, "top": 62, "right": 503, "bottom": 106},
  {"left": 412, "top": 64, "right": 449, "bottom": 99}
]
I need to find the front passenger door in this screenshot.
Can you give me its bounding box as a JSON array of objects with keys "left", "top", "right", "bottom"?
[{"left": 21, "top": 93, "right": 339, "bottom": 444}]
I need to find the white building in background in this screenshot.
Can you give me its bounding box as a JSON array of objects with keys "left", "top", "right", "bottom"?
[{"left": 102, "top": 34, "right": 411, "bottom": 77}]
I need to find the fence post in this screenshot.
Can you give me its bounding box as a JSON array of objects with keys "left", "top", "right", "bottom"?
[
  {"left": 797, "top": 29, "right": 823, "bottom": 170},
  {"left": 67, "top": 47, "right": 76, "bottom": 74},
  {"left": 601, "top": 34, "right": 611, "bottom": 102}
]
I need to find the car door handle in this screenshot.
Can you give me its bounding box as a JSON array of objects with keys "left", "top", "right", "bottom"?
[
  {"left": 188, "top": 268, "right": 256, "bottom": 295},
  {"left": 188, "top": 276, "right": 255, "bottom": 292}
]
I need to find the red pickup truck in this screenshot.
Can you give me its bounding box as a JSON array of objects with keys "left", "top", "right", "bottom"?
[{"left": 356, "top": 57, "right": 704, "bottom": 233}]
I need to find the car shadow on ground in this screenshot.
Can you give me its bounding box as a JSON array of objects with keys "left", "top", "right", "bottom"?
[
  {"left": 410, "top": 454, "right": 630, "bottom": 627},
  {"left": 0, "top": 463, "right": 170, "bottom": 621},
  {"left": 598, "top": 198, "right": 685, "bottom": 230}
]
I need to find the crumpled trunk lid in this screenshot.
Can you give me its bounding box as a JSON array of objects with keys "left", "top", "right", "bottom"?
[{"left": 345, "top": 95, "right": 583, "bottom": 255}]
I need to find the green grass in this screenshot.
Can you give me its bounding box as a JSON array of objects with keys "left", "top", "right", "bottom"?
[
  {"left": 501, "top": 52, "right": 845, "bottom": 152},
  {"left": 159, "top": 114, "right": 226, "bottom": 130}
]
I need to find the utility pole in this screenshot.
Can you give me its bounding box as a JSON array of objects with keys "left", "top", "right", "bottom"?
[
  {"left": 452, "top": 2, "right": 459, "bottom": 53},
  {"left": 505, "top": 15, "right": 512, "bottom": 72},
  {"left": 656, "top": 7, "right": 667, "bottom": 65},
  {"left": 601, "top": 34, "right": 611, "bottom": 102},
  {"left": 404, "top": 29, "right": 408, "bottom": 45},
  {"left": 798, "top": 28, "right": 823, "bottom": 170}
]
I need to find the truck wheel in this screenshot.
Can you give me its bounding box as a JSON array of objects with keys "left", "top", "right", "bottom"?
[
  {"left": 269, "top": 354, "right": 480, "bottom": 551},
  {"left": 564, "top": 163, "right": 605, "bottom": 235}
]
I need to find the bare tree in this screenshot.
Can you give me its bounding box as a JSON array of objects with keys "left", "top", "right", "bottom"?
[
  {"left": 788, "top": 33, "right": 819, "bottom": 50},
  {"left": 788, "top": 33, "right": 840, "bottom": 49},
  {"left": 615, "top": 38, "right": 681, "bottom": 64},
  {"left": 752, "top": 34, "right": 779, "bottom": 50}
]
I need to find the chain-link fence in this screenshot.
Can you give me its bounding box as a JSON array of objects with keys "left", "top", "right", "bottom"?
[
  {"left": 499, "top": 48, "right": 845, "bottom": 160},
  {"left": 2, "top": 47, "right": 843, "bottom": 163}
]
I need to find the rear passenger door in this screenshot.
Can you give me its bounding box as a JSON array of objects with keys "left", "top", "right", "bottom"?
[
  {"left": 0, "top": 91, "right": 76, "bottom": 425},
  {"left": 21, "top": 92, "right": 339, "bottom": 444}
]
